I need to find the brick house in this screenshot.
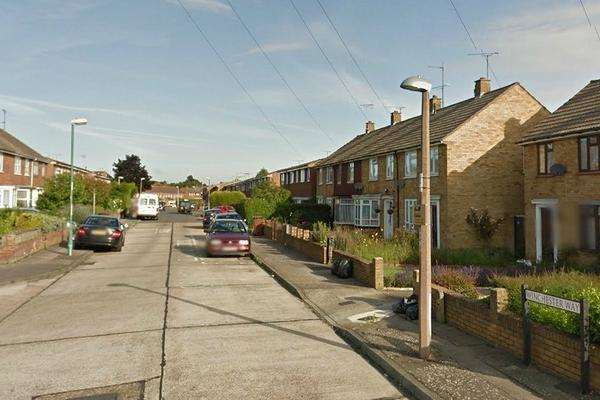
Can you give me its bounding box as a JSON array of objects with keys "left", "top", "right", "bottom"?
[
  {"left": 0, "top": 129, "right": 111, "bottom": 208},
  {"left": 223, "top": 171, "right": 280, "bottom": 197},
  {"left": 277, "top": 159, "right": 320, "bottom": 203},
  {"left": 316, "top": 78, "right": 548, "bottom": 253},
  {"left": 519, "top": 79, "right": 600, "bottom": 264}
]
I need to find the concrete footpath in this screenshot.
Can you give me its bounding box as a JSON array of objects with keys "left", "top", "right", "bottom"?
[{"left": 251, "top": 237, "right": 598, "bottom": 400}]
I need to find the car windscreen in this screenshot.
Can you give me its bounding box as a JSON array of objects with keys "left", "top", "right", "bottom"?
[
  {"left": 216, "top": 213, "right": 241, "bottom": 220},
  {"left": 84, "top": 217, "right": 119, "bottom": 228},
  {"left": 210, "top": 220, "right": 247, "bottom": 233},
  {"left": 140, "top": 198, "right": 148, "bottom": 205},
  {"left": 148, "top": 198, "right": 157, "bottom": 205}
]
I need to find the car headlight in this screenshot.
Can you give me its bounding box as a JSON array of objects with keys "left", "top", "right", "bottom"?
[
  {"left": 209, "top": 239, "right": 222, "bottom": 246},
  {"left": 238, "top": 240, "right": 249, "bottom": 245}
]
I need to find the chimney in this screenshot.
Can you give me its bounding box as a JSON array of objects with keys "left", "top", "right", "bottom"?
[
  {"left": 365, "top": 121, "right": 375, "bottom": 133},
  {"left": 390, "top": 110, "right": 401, "bottom": 125},
  {"left": 474, "top": 77, "right": 491, "bottom": 97},
  {"left": 429, "top": 95, "right": 442, "bottom": 114}
]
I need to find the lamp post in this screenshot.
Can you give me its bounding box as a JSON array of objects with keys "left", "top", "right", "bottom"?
[
  {"left": 176, "top": 185, "right": 180, "bottom": 208},
  {"left": 206, "top": 177, "right": 211, "bottom": 209},
  {"left": 139, "top": 177, "right": 145, "bottom": 194},
  {"left": 68, "top": 118, "right": 88, "bottom": 256},
  {"left": 401, "top": 75, "right": 432, "bottom": 359},
  {"left": 117, "top": 176, "right": 124, "bottom": 184}
]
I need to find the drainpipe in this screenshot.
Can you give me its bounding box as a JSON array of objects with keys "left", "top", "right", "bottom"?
[{"left": 395, "top": 150, "right": 401, "bottom": 230}]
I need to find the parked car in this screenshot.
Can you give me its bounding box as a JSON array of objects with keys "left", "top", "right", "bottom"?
[
  {"left": 205, "top": 219, "right": 250, "bottom": 257},
  {"left": 202, "top": 208, "right": 225, "bottom": 229},
  {"left": 214, "top": 212, "right": 243, "bottom": 221},
  {"left": 178, "top": 199, "right": 193, "bottom": 214},
  {"left": 129, "top": 193, "right": 159, "bottom": 220},
  {"left": 158, "top": 201, "right": 166, "bottom": 211},
  {"left": 74, "top": 215, "right": 126, "bottom": 251}
]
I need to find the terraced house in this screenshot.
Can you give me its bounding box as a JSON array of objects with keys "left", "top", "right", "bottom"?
[
  {"left": 519, "top": 79, "right": 600, "bottom": 264},
  {"left": 316, "top": 78, "right": 548, "bottom": 254},
  {"left": 278, "top": 159, "right": 320, "bottom": 203}
]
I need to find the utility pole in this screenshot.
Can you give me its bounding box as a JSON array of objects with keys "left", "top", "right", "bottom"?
[
  {"left": 468, "top": 51, "right": 499, "bottom": 80},
  {"left": 428, "top": 64, "right": 447, "bottom": 107}
]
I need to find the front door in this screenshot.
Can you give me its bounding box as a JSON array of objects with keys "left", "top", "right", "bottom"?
[
  {"left": 431, "top": 201, "right": 439, "bottom": 248},
  {"left": 514, "top": 216, "right": 525, "bottom": 258},
  {"left": 383, "top": 199, "right": 394, "bottom": 239},
  {"left": 541, "top": 207, "right": 554, "bottom": 261}
]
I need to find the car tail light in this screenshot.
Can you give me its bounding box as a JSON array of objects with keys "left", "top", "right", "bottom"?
[
  {"left": 111, "top": 230, "right": 123, "bottom": 238},
  {"left": 76, "top": 228, "right": 87, "bottom": 237}
]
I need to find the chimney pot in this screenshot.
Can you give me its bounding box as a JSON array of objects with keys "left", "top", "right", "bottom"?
[
  {"left": 390, "top": 110, "right": 401, "bottom": 125},
  {"left": 429, "top": 95, "right": 442, "bottom": 114},
  {"left": 365, "top": 121, "right": 375, "bottom": 133},
  {"left": 474, "top": 77, "right": 491, "bottom": 97}
]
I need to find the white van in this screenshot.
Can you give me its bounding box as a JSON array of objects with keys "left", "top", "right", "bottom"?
[{"left": 131, "top": 193, "right": 159, "bottom": 220}]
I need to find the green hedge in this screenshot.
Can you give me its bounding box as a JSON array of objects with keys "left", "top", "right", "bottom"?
[
  {"left": 494, "top": 272, "right": 600, "bottom": 343},
  {"left": 210, "top": 191, "right": 246, "bottom": 207},
  {"left": 0, "top": 210, "right": 65, "bottom": 235},
  {"left": 235, "top": 198, "right": 274, "bottom": 226},
  {"left": 277, "top": 203, "right": 332, "bottom": 228}
]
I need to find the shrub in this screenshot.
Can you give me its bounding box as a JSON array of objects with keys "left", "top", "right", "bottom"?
[
  {"left": 236, "top": 197, "right": 273, "bottom": 226},
  {"left": 210, "top": 191, "right": 246, "bottom": 207},
  {"left": 432, "top": 247, "right": 515, "bottom": 268},
  {"left": 385, "top": 268, "right": 415, "bottom": 288},
  {"left": 311, "top": 221, "right": 330, "bottom": 245},
  {"left": 279, "top": 203, "right": 332, "bottom": 228},
  {"left": 433, "top": 268, "right": 479, "bottom": 299},
  {"left": 0, "top": 210, "right": 64, "bottom": 235},
  {"left": 465, "top": 208, "right": 505, "bottom": 245},
  {"left": 493, "top": 272, "right": 600, "bottom": 343}
]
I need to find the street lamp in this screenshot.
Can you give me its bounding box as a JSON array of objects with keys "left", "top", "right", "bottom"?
[
  {"left": 67, "top": 118, "right": 88, "bottom": 256},
  {"left": 176, "top": 185, "right": 180, "bottom": 208},
  {"left": 139, "top": 177, "right": 145, "bottom": 194},
  {"left": 117, "top": 176, "right": 124, "bottom": 184},
  {"left": 401, "top": 75, "right": 432, "bottom": 360},
  {"left": 205, "top": 177, "right": 211, "bottom": 209}
]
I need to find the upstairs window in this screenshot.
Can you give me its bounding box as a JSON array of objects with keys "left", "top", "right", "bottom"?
[
  {"left": 280, "top": 173, "right": 286, "bottom": 185},
  {"left": 32, "top": 161, "right": 39, "bottom": 176},
  {"left": 386, "top": 154, "right": 395, "bottom": 180},
  {"left": 369, "top": 158, "right": 378, "bottom": 181},
  {"left": 430, "top": 146, "right": 439, "bottom": 176},
  {"left": 300, "top": 169, "right": 306, "bottom": 183},
  {"left": 538, "top": 142, "right": 554, "bottom": 174},
  {"left": 325, "top": 166, "right": 334, "bottom": 184},
  {"left": 0, "top": 153, "right": 3, "bottom": 172},
  {"left": 305, "top": 168, "right": 310, "bottom": 182},
  {"left": 318, "top": 168, "right": 323, "bottom": 185},
  {"left": 14, "top": 157, "right": 21, "bottom": 175},
  {"left": 404, "top": 150, "right": 417, "bottom": 178},
  {"left": 580, "top": 136, "right": 599, "bottom": 172},
  {"left": 336, "top": 165, "right": 342, "bottom": 184},
  {"left": 347, "top": 162, "right": 354, "bottom": 183},
  {"left": 24, "top": 160, "right": 30, "bottom": 176}
]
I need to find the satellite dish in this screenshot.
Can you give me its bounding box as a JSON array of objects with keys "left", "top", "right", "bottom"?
[{"left": 550, "top": 164, "right": 567, "bottom": 176}]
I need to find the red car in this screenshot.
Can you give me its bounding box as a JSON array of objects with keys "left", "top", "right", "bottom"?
[{"left": 206, "top": 219, "right": 251, "bottom": 257}]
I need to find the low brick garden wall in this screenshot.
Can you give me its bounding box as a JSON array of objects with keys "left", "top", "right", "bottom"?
[
  {"left": 0, "top": 228, "right": 67, "bottom": 264},
  {"left": 413, "top": 276, "right": 600, "bottom": 391},
  {"left": 331, "top": 249, "right": 383, "bottom": 289},
  {"left": 262, "top": 220, "right": 327, "bottom": 264}
]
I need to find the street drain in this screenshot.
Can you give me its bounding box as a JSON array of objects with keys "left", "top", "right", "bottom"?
[
  {"left": 347, "top": 309, "right": 394, "bottom": 324},
  {"left": 33, "top": 381, "right": 143, "bottom": 400}
]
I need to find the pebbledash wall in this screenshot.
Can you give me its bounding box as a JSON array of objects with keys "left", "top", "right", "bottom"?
[
  {"left": 0, "top": 228, "right": 66, "bottom": 263},
  {"left": 426, "top": 283, "right": 600, "bottom": 390}
]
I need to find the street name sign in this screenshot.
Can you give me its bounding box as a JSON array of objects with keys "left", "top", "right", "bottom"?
[{"left": 525, "top": 290, "right": 580, "bottom": 314}]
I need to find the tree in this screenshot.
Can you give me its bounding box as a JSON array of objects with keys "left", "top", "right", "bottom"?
[
  {"left": 37, "top": 174, "right": 88, "bottom": 213},
  {"left": 172, "top": 175, "right": 203, "bottom": 188},
  {"left": 210, "top": 191, "right": 246, "bottom": 206},
  {"left": 112, "top": 154, "right": 151, "bottom": 190},
  {"left": 465, "top": 208, "right": 505, "bottom": 246},
  {"left": 255, "top": 168, "right": 269, "bottom": 179}
]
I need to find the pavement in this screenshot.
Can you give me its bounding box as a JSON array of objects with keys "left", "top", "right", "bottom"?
[
  {"left": 0, "top": 210, "right": 407, "bottom": 399},
  {"left": 251, "top": 236, "right": 599, "bottom": 400}
]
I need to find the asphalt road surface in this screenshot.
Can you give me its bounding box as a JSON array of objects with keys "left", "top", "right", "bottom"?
[{"left": 0, "top": 217, "right": 405, "bottom": 399}]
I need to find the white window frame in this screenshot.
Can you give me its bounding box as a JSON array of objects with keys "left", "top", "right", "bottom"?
[
  {"left": 0, "top": 186, "right": 13, "bottom": 208},
  {"left": 300, "top": 169, "right": 306, "bottom": 183},
  {"left": 16, "top": 188, "right": 30, "bottom": 208},
  {"left": 405, "top": 198, "right": 418, "bottom": 231},
  {"left": 334, "top": 197, "right": 354, "bottom": 224},
  {"left": 336, "top": 164, "right": 342, "bottom": 184},
  {"left": 318, "top": 168, "right": 323, "bottom": 185},
  {"left": 347, "top": 162, "right": 354, "bottom": 183},
  {"left": 0, "top": 152, "right": 4, "bottom": 173},
  {"left": 24, "top": 160, "right": 30, "bottom": 177},
  {"left": 281, "top": 173, "right": 286, "bottom": 185},
  {"left": 386, "top": 154, "right": 395, "bottom": 180},
  {"left": 325, "top": 166, "right": 334, "bottom": 184},
  {"left": 354, "top": 197, "right": 380, "bottom": 227},
  {"left": 32, "top": 161, "right": 39, "bottom": 176},
  {"left": 369, "top": 158, "right": 378, "bottom": 181},
  {"left": 430, "top": 146, "right": 439, "bottom": 176},
  {"left": 14, "top": 157, "right": 22, "bottom": 175},
  {"left": 404, "top": 150, "right": 417, "bottom": 178},
  {"left": 306, "top": 168, "right": 310, "bottom": 182}
]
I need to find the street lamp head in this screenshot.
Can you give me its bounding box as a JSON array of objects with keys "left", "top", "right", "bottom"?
[
  {"left": 400, "top": 76, "right": 432, "bottom": 93},
  {"left": 70, "top": 118, "right": 88, "bottom": 126}
]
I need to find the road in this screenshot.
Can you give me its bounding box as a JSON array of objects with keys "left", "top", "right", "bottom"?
[{"left": 0, "top": 210, "right": 404, "bottom": 399}]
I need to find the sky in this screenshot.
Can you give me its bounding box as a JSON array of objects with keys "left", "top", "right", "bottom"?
[{"left": 1, "top": 0, "right": 599, "bottom": 183}]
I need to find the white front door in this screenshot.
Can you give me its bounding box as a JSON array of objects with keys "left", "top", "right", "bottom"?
[{"left": 383, "top": 199, "right": 394, "bottom": 239}]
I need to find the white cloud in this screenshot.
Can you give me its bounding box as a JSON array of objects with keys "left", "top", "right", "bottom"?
[{"left": 165, "top": 0, "right": 230, "bottom": 14}]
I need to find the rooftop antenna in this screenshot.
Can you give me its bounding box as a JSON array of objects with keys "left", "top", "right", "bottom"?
[
  {"left": 1, "top": 109, "right": 5, "bottom": 131},
  {"left": 428, "top": 64, "right": 448, "bottom": 107},
  {"left": 468, "top": 51, "right": 499, "bottom": 80},
  {"left": 359, "top": 103, "right": 374, "bottom": 115}
]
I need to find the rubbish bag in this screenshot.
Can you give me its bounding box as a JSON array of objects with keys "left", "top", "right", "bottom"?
[{"left": 338, "top": 259, "right": 353, "bottom": 279}]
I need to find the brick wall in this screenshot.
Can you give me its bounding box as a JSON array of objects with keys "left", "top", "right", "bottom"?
[
  {"left": 0, "top": 229, "right": 66, "bottom": 263},
  {"left": 0, "top": 153, "right": 51, "bottom": 187},
  {"left": 263, "top": 220, "right": 327, "bottom": 264},
  {"left": 435, "top": 285, "right": 600, "bottom": 390},
  {"left": 331, "top": 249, "right": 383, "bottom": 289}
]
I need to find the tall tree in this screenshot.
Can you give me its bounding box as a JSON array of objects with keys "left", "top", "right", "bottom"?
[
  {"left": 172, "top": 175, "right": 203, "bottom": 188},
  {"left": 255, "top": 168, "right": 269, "bottom": 178},
  {"left": 112, "top": 154, "right": 151, "bottom": 190}
]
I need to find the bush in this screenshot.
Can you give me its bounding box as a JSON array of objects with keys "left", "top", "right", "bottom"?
[
  {"left": 433, "top": 268, "right": 479, "bottom": 299},
  {"left": 332, "top": 227, "right": 419, "bottom": 265},
  {"left": 279, "top": 203, "right": 332, "bottom": 228},
  {"left": 465, "top": 208, "right": 505, "bottom": 245},
  {"left": 432, "top": 247, "right": 515, "bottom": 268},
  {"left": 493, "top": 272, "right": 600, "bottom": 343},
  {"left": 236, "top": 197, "right": 273, "bottom": 226},
  {"left": 385, "top": 268, "right": 415, "bottom": 288},
  {"left": 311, "top": 221, "right": 330, "bottom": 245},
  {"left": 210, "top": 191, "right": 246, "bottom": 207},
  {"left": 0, "top": 210, "right": 65, "bottom": 235}
]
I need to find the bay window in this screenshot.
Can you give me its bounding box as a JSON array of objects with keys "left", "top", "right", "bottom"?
[
  {"left": 404, "top": 150, "right": 417, "bottom": 178},
  {"left": 386, "top": 154, "right": 395, "bottom": 180},
  {"left": 579, "top": 135, "right": 599, "bottom": 172},
  {"left": 369, "top": 158, "right": 378, "bottom": 181},
  {"left": 354, "top": 198, "right": 379, "bottom": 227},
  {"left": 334, "top": 198, "right": 354, "bottom": 224}
]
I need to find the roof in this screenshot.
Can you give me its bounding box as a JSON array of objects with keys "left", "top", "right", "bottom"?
[
  {"left": 519, "top": 79, "right": 600, "bottom": 144},
  {"left": 0, "top": 129, "right": 49, "bottom": 162},
  {"left": 317, "top": 83, "right": 519, "bottom": 166},
  {"left": 276, "top": 158, "right": 322, "bottom": 173}
]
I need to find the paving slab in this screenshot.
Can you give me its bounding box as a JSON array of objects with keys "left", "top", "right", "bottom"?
[
  {"left": 170, "top": 262, "right": 275, "bottom": 287},
  {"left": 0, "top": 278, "right": 55, "bottom": 321},
  {"left": 162, "top": 321, "right": 401, "bottom": 400}
]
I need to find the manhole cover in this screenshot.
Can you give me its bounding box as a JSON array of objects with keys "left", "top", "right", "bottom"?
[{"left": 33, "top": 381, "right": 143, "bottom": 400}]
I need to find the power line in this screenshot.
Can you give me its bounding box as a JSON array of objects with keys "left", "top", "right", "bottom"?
[
  {"left": 448, "top": 0, "right": 500, "bottom": 86},
  {"left": 174, "top": 0, "right": 302, "bottom": 158},
  {"left": 224, "top": 0, "right": 334, "bottom": 144},
  {"left": 288, "top": 0, "right": 369, "bottom": 121},
  {"left": 315, "top": 0, "right": 388, "bottom": 115},
  {"left": 579, "top": 0, "right": 600, "bottom": 44}
]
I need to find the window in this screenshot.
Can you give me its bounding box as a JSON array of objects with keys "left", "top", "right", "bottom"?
[
  {"left": 318, "top": 168, "right": 323, "bottom": 185},
  {"left": 334, "top": 198, "right": 354, "bottom": 224},
  {"left": 405, "top": 199, "right": 418, "bottom": 231},
  {"left": 347, "top": 162, "right": 354, "bottom": 183},
  {"left": 16, "top": 189, "right": 29, "bottom": 208},
  {"left": 336, "top": 165, "right": 342, "bottom": 184},
  {"left": 404, "top": 150, "right": 417, "bottom": 178},
  {"left": 14, "top": 157, "right": 21, "bottom": 175},
  {"left": 305, "top": 168, "right": 310, "bottom": 182},
  {"left": 579, "top": 136, "right": 599, "bottom": 172},
  {"left": 280, "top": 173, "right": 285, "bottom": 185},
  {"left": 430, "top": 146, "right": 439, "bottom": 176},
  {"left": 1, "top": 189, "right": 11, "bottom": 208},
  {"left": 300, "top": 169, "right": 306, "bottom": 183},
  {"left": 354, "top": 198, "right": 380, "bottom": 227},
  {"left": 24, "top": 160, "right": 30, "bottom": 176},
  {"left": 0, "top": 153, "right": 4, "bottom": 172},
  {"left": 386, "top": 154, "right": 395, "bottom": 180},
  {"left": 33, "top": 161, "right": 39, "bottom": 176},
  {"left": 325, "top": 166, "right": 334, "bottom": 184},
  {"left": 580, "top": 205, "right": 599, "bottom": 251},
  {"left": 538, "top": 142, "right": 554, "bottom": 174},
  {"left": 369, "top": 158, "right": 378, "bottom": 181}
]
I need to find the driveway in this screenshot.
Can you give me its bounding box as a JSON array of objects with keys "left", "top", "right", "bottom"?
[{"left": 0, "top": 221, "right": 405, "bottom": 399}]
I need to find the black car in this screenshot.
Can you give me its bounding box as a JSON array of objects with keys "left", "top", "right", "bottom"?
[
  {"left": 178, "top": 200, "right": 193, "bottom": 214},
  {"left": 74, "top": 215, "right": 126, "bottom": 251}
]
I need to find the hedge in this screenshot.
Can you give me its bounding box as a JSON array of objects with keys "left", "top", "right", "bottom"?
[{"left": 210, "top": 191, "right": 246, "bottom": 207}]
